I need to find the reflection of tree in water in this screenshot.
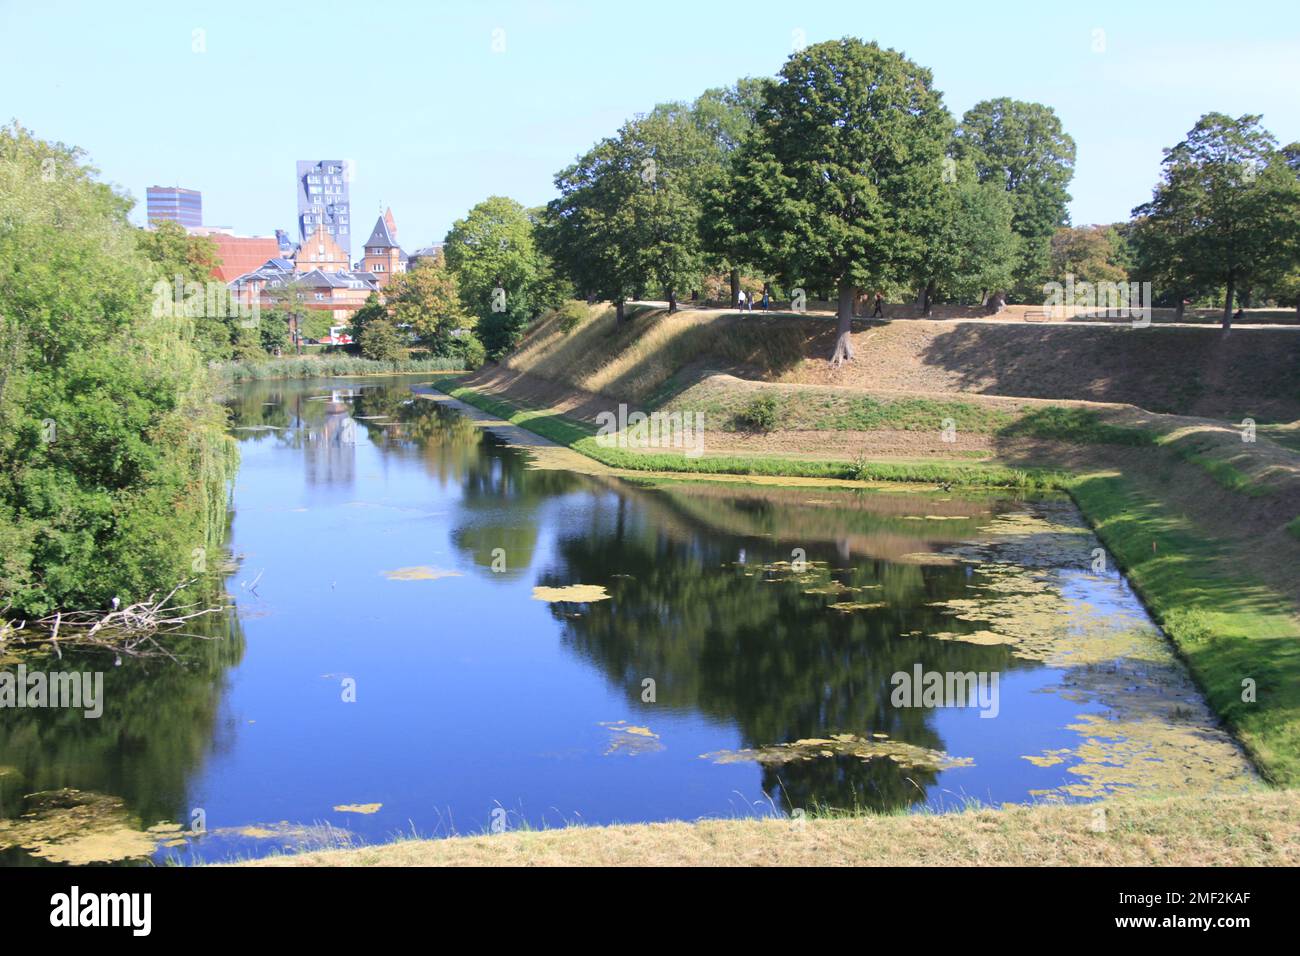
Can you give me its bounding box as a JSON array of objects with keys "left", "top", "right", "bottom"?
[
  {"left": 0, "top": 607, "right": 247, "bottom": 853},
  {"left": 535, "top": 487, "right": 1024, "bottom": 813}
]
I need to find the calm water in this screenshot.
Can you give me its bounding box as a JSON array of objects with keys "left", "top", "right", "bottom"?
[{"left": 0, "top": 375, "right": 1256, "bottom": 864}]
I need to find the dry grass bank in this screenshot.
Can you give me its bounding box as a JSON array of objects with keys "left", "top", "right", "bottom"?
[
  {"left": 508, "top": 303, "right": 1300, "bottom": 420},
  {"left": 240, "top": 789, "right": 1298, "bottom": 867}
]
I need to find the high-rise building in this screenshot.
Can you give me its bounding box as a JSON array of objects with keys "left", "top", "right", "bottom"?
[
  {"left": 296, "top": 160, "right": 351, "bottom": 259},
  {"left": 146, "top": 186, "right": 202, "bottom": 228}
]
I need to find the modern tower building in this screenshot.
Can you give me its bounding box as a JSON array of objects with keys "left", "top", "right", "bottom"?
[
  {"left": 146, "top": 186, "right": 202, "bottom": 228},
  {"left": 296, "top": 160, "right": 351, "bottom": 259}
]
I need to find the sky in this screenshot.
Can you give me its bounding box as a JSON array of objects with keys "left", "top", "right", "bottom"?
[{"left": 3, "top": 0, "right": 1299, "bottom": 249}]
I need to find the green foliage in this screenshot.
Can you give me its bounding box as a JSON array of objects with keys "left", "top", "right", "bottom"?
[
  {"left": 0, "top": 122, "right": 236, "bottom": 614},
  {"left": 443, "top": 196, "right": 565, "bottom": 358},
  {"left": 720, "top": 39, "right": 952, "bottom": 303},
  {"left": 915, "top": 164, "right": 1017, "bottom": 304},
  {"left": 955, "top": 98, "right": 1077, "bottom": 298},
  {"left": 1131, "top": 113, "right": 1300, "bottom": 322},
  {"left": 359, "top": 317, "right": 407, "bottom": 362},
  {"left": 556, "top": 300, "right": 589, "bottom": 334},
  {"left": 384, "top": 252, "right": 474, "bottom": 354},
  {"left": 734, "top": 394, "right": 780, "bottom": 432},
  {"left": 1049, "top": 225, "right": 1130, "bottom": 285},
  {"left": 541, "top": 103, "right": 720, "bottom": 312}
]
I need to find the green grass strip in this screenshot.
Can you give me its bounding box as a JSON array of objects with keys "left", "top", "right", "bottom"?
[
  {"left": 429, "top": 377, "right": 1068, "bottom": 490},
  {"left": 1068, "top": 471, "right": 1300, "bottom": 785}
]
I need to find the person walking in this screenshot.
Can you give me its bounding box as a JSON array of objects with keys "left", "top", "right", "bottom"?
[
  {"left": 872, "top": 291, "right": 884, "bottom": 318},
  {"left": 761, "top": 284, "right": 770, "bottom": 310},
  {"left": 737, "top": 289, "right": 747, "bottom": 311}
]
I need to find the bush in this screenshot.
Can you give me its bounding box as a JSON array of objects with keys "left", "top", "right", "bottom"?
[
  {"left": 734, "top": 394, "right": 781, "bottom": 432},
  {"left": 359, "top": 318, "right": 408, "bottom": 362}
]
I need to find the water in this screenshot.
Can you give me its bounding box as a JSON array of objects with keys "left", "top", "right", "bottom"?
[{"left": 0, "top": 375, "right": 1257, "bottom": 864}]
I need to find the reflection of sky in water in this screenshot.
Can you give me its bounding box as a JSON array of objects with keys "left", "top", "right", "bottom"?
[{"left": 0, "top": 376, "right": 1252, "bottom": 865}]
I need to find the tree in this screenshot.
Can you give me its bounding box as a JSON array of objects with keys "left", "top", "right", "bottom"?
[
  {"left": 1049, "top": 225, "right": 1129, "bottom": 286},
  {"left": 541, "top": 106, "right": 717, "bottom": 320},
  {"left": 135, "top": 219, "right": 231, "bottom": 361},
  {"left": 348, "top": 291, "right": 387, "bottom": 341},
  {"left": 1131, "top": 113, "right": 1300, "bottom": 329},
  {"left": 383, "top": 252, "right": 474, "bottom": 354},
  {"left": 912, "top": 161, "right": 1017, "bottom": 312},
  {"left": 955, "top": 99, "right": 1076, "bottom": 299},
  {"left": 722, "top": 38, "right": 952, "bottom": 364},
  {"left": 263, "top": 280, "right": 311, "bottom": 354},
  {"left": 693, "top": 78, "right": 773, "bottom": 304},
  {"left": 0, "top": 122, "right": 236, "bottom": 614},
  {"left": 358, "top": 317, "right": 406, "bottom": 362},
  {"left": 443, "top": 196, "right": 562, "bottom": 359}
]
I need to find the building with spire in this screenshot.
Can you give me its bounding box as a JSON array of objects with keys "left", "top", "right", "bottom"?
[{"left": 361, "top": 207, "right": 407, "bottom": 288}]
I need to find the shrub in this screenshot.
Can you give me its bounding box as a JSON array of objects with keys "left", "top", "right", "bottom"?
[{"left": 734, "top": 394, "right": 781, "bottom": 432}]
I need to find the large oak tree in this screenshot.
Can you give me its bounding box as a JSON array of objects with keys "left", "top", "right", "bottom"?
[{"left": 721, "top": 38, "right": 951, "bottom": 365}]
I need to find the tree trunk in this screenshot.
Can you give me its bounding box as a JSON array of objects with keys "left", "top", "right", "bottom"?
[
  {"left": 1175, "top": 299, "right": 1185, "bottom": 322},
  {"left": 667, "top": 289, "right": 677, "bottom": 314},
  {"left": 1222, "top": 272, "right": 1235, "bottom": 330},
  {"left": 921, "top": 280, "right": 936, "bottom": 317},
  {"left": 615, "top": 299, "right": 626, "bottom": 323},
  {"left": 830, "top": 279, "right": 856, "bottom": 367},
  {"left": 729, "top": 269, "right": 740, "bottom": 308}
]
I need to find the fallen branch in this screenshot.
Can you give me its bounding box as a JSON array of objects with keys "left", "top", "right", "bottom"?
[{"left": 2, "top": 581, "right": 227, "bottom": 658}]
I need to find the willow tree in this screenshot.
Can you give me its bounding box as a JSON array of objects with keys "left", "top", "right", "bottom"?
[{"left": 723, "top": 39, "right": 951, "bottom": 365}]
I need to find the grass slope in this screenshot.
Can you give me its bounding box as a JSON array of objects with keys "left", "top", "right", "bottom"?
[
  {"left": 429, "top": 376, "right": 1068, "bottom": 489},
  {"left": 242, "top": 790, "right": 1298, "bottom": 867}
]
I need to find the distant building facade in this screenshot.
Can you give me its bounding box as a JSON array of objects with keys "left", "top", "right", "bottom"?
[
  {"left": 188, "top": 227, "right": 282, "bottom": 283},
  {"left": 296, "top": 160, "right": 351, "bottom": 259},
  {"left": 228, "top": 257, "right": 380, "bottom": 332},
  {"left": 295, "top": 226, "right": 351, "bottom": 274},
  {"left": 146, "top": 186, "right": 202, "bottom": 228},
  {"left": 361, "top": 208, "right": 407, "bottom": 288}
]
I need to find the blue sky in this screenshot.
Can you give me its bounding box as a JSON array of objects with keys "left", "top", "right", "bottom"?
[{"left": 3, "top": 0, "right": 1298, "bottom": 247}]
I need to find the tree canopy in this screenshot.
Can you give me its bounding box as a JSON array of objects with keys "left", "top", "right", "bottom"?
[
  {"left": 955, "top": 98, "right": 1076, "bottom": 299},
  {"left": 721, "top": 38, "right": 952, "bottom": 363}
]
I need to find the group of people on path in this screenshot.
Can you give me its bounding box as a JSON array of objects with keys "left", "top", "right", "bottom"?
[
  {"left": 735, "top": 287, "right": 886, "bottom": 317},
  {"left": 735, "top": 286, "right": 771, "bottom": 311}
]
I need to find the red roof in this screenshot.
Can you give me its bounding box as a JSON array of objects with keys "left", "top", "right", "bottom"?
[{"left": 208, "top": 235, "right": 283, "bottom": 283}]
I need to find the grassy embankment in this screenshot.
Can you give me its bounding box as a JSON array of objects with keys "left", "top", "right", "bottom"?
[
  {"left": 429, "top": 375, "right": 1072, "bottom": 489},
  {"left": 244, "top": 789, "right": 1299, "bottom": 866}
]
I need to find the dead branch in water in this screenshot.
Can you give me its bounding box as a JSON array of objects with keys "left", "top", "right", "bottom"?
[{"left": 1, "top": 581, "right": 227, "bottom": 659}]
